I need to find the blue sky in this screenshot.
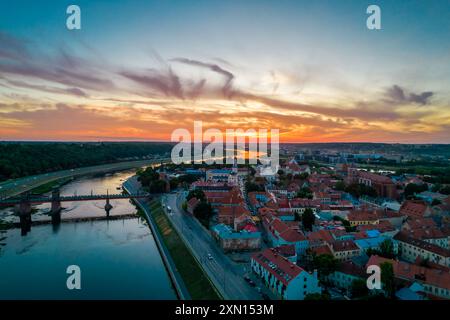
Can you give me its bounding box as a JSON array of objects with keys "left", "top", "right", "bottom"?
[{"left": 0, "top": 0, "right": 449, "bottom": 142}]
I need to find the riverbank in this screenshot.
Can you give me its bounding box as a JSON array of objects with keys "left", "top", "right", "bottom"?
[
  {"left": 123, "top": 177, "right": 220, "bottom": 300},
  {"left": 0, "top": 159, "right": 169, "bottom": 199},
  {"left": 148, "top": 199, "right": 221, "bottom": 300}
]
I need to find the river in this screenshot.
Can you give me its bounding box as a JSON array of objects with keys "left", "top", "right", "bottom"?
[{"left": 0, "top": 170, "right": 176, "bottom": 300}]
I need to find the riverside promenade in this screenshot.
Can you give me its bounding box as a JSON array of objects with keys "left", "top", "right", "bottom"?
[{"left": 123, "top": 177, "right": 190, "bottom": 300}]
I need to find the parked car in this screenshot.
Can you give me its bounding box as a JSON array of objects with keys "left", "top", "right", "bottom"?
[
  {"left": 248, "top": 280, "right": 256, "bottom": 287},
  {"left": 207, "top": 253, "right": 213, "bottom": 260}
]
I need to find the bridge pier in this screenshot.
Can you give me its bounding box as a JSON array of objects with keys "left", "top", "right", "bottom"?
[
  {"left": 105, "top": 198, "right": 113, "bottom": 218},
  {"left": 15, "top": 199, "right": 32, "bottom": 236},
  {"left": 50, "top": 188, "right": 62, "bottom": 225}
]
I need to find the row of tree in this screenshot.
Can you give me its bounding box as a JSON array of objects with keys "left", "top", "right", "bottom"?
[
  {"left": 0, "top": 142, "right": 173, "bottom": 181},
  {"left": 185, "top": 189, "right": 213, "bottom": 228}
]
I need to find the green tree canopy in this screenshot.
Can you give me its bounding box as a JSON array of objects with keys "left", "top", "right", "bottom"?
[
  {"left": 302, "top": 208, "right": 316, "bottom": 231},
  {"left": 187, "top": 189, "right": 206, "bottom": 202},
  {"left": 380, "top": 262, "right": 395, "bottom": 298},
  {"left": 312, "top": 254, "right": 339, "bottom": 277},
  {"left": 193, "top": 201, "right": 213, "bottom": 228}
]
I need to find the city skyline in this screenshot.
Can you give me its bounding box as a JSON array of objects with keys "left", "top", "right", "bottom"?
[{"left": 1, "top": 0, "right": 450, "bottom": 143}]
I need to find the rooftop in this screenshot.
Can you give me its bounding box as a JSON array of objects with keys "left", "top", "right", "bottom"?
[{"left": 252, "top": 248, "right": 305, "bottom": 285}]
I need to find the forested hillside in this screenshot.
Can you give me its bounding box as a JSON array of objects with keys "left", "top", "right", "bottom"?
[{"left": 0, "top": 142, "right": 173, "bottom": 181}]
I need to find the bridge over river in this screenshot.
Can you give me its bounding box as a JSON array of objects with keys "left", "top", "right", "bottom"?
[{"left": 0, "top": 189, "right": 151, "bottom": 235}]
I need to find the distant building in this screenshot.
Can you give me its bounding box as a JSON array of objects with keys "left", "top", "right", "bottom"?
[
  {"left": 212, "top": 223, "right": 261, "bottom": 252},
  {"left": 347, "top": 210, "right": 380, "bottom": 227},
  {"left": 330, "top": 240, "right": 361, "bottom": 261},
  {"left": 399, "top": 200, "right": 431, "bottom": 218},
  {"left": 206, "top": 169, "right": 232, "bottom": 182},
  {"left": 347, "top": 168, "right": 397, "bottom": 199},
  {"left": 263, "top": 215, "right": 309, "bottom": 255},
  {"left": 394, "top": 231, "right": 450, "bottom": 267},
  {"left": 367, "top": 255, "right": 450, "bottom": 300},
  {"left": 327, "top": 261, "right": 366, "bottom": 293},
  {"left": 251, "top": 248, "right": 321, "bottom": 300}
]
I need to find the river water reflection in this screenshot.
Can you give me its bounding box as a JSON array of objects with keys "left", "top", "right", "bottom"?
[{"left": 0, "top": 170, "right": 176, "bottom": 300}]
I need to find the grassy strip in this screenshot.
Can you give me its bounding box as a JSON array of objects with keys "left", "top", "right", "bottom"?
[
  {"left": 29, "top": 177, "right": 73, "bottom": 195},
  {"left": 148, "top": 199, "right": 221, "bottom": 300}
]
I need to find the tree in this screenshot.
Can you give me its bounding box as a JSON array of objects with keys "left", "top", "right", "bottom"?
[
  {"left": 379, "top": 239, "right": 395, "bottom": 258},
  {"left": 380, "top": 262, "right": 395, "bottom": 298},
  {"left": 294, "top": 173, "right": 307, "bottom": 180},
  {"left": 169, "top": 178, "right": 179, "bottom": 190},
  {"left": 312, "top": 254, "right": 339, "bottom": 277},
  {"left": 245, "top": 181, "right": 264, "bottom": 193},
  {"left": 149, "top": 179, "right": 167, "bottom": 193},
  {"left": 439, "top": 185, "right": 450, "bottom": 195},
  {"left": 193, "top": 201, "right": 213, "bottom": 228},
  {"left": 431, "top": 199, "right": 442, "bottom": 206},
  {"left": 345, "top": 183, "right": 377, "bottom": 198},
  {"left": 404, "top": 183, "right": 428, "bottom": 198},
  {"left": 350, "top": 279, "right": 369, "bottom": 298},
  {"left": 302, "top": 208, "right": 315, "bottom": 231},
  {"left": 0, "top": 142, "right": 174, "bottom": 182},
  {"left": 296, "top": 187, "right": 313, "bottom": 199},
  {"left": 137, "top": 167, "right": 159, "bottom": 187},
  {"left": 187, "top": 189, "right": 206, "bottom": 202},
  {"left": 332, "top": 215, "right": 354, "bottom": 232},
  {"left": 335, "top": 180, "right": 346, "bottom": 191}
]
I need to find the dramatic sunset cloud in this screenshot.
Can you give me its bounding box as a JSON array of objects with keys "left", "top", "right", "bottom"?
[{"left": 0, "top": 0, "right": 449, "bottom": 143}]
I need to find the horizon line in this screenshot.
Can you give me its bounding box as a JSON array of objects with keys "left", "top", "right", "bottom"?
[{"left": 1, "top": 140, "right": 450, "bottom": 146}]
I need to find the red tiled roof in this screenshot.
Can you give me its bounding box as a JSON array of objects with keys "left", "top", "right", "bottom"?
[
  {"left": 279, "top": 228, "right": 307, "bottom": 242},
  {"left": 411, "top": 227, "right": 447, "bottom": 241},
  {"left": 394, "top": 231, "right": 450, "bottom": 257},
  {"left": 348, "top": 210, "right": 379, "bottom": 222},
  {"left": 310, "top": 245, "right": 333, "bottom": 256},
  {"left": 217, "top": 206, "right": 249, "bottom": 218},
  {"left": 358, "top": 171, "right": 393, "bottom": 184},
  {"left": 252, "top": 248, "right": 305, "bottom": 285},
  {"left": 271, "top": 218, "right": 306, "bottom": 243},
  {"left": 404, "top": 217, "right": 436, "bottom": 230},
  {"left": 332, "top": 240, "right": 360, "bottom": 252},
  {"left": 337, "top": 261, "right": 366, "bottom": 277},
  {"left": 275, "top": 244, "right": 296, "bottom": 257},
  {"left": 367, "top": 255, "right": 450, "bottom": 291},
  {"left": 307, "top": 230, "right": 334, "bottom": 244},
  {"left": 400, "top": 201, "right": 429, "bottom": 218},
  {"left": 187, "top": 197, "right": 200, "bottom": 208}
]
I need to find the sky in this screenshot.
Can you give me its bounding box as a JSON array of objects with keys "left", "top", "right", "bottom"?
[{"left": 0, "top": 0, "right": 449, "bottom": 143}]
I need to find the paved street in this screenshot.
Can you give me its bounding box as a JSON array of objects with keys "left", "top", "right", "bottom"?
[{"left": 163, "top": 192, "right": 261, "bottom": 300}]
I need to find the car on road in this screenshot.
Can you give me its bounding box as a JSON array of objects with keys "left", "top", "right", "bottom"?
[
  {"left": 207, "top": 253, "right": 213, "bottom": 260},
  {"left": 248, "top": 280, "right": 256, "bottom": 287}
]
